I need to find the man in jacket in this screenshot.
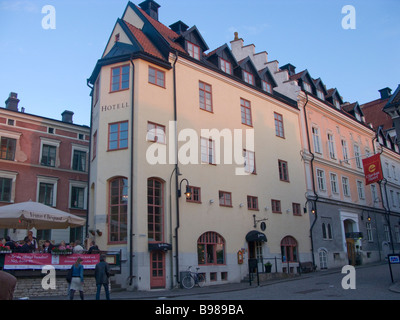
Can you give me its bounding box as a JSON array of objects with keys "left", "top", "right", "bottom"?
[
  {"left": 94, "top": 255, "right": 110, "bottom": 300},
  {"left": 0, "top": 271, "right": 17, "bottom": 300}
]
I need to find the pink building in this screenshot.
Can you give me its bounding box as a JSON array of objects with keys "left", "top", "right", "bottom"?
[{"left": 0, "top": 92, "right": 90, "bottom": 245}]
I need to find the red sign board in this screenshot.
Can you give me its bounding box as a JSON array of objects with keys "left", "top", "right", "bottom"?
[
  {"left": 3, "top": 253, "right": 100, "bottom": 270},
  {"left": 362, "top": 154, "right": 383, "bottom": 185}
]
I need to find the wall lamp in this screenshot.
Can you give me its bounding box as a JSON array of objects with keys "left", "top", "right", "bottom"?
[{"left": 178, "top": 178, "right": 192, "bottom": 198}]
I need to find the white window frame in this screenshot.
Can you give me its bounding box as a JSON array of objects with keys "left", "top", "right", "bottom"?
[
  {"left": 37, "top": 176, "right": 58, "bottom": 207},
  {"left": 354, "top": 144, "right": 362, "bottom": 169},
  {"left": 356, "top": 180, "right": 365, "bottom": 200},
  {"left": 69, "top": 181, "right": 88, "bottom": 210},
  {"left": 342, "top": 176, "right": 350, "bottom": 197},
  {"left": 0, "top": 170, "right": 18, "bottom": 203},
  {"left": 312, "top": 127, "right": 322, "bottom": 154},
  {"left": 71, "top": 144, "right": 89, "bottom": 172},
  {"left": 327, "top": 133, "right": 336, "bottom": 159},
  {"left": 39, "top": 137, "right": 60, "bottom": 167},
  {"left": 330, "top": 173, "right": 339, "bottom": 194},
  {"left": 316, "top": 169, "right": 326, "bottom": 192}
]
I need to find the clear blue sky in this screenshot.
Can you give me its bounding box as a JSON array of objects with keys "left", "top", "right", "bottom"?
[{"left": 0, "top": 0, "right": 399, "bottom": 126}]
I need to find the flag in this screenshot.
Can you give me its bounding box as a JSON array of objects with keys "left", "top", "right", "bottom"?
[{"left": 362, "top": 153, "right": 383, "bottom": 185}]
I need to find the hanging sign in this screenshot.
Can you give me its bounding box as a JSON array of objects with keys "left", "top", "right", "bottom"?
[{"left": 362, "top": 153, "right": 383, "bottom": 185}]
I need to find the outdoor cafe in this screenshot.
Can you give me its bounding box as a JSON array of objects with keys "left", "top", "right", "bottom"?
[{"left": 0, "top": 201, "right": 121, "bottom": 298}]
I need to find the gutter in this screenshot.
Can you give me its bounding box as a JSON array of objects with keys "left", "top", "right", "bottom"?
[
  {"left": 128, "top": 57, "right": 136, "bottom": 286},
  {"left": 172, "top": 51, "right": 180, "bottom": 285},
  {"left": 302, "top": 92, "right": 319, "bottom": 266},
  {"left": 85, "top": 80, "right": 94, "bottom": 240}
]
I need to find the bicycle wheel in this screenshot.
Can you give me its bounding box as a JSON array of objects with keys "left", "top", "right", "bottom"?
[
  {"left": 196, "top": 273, "right": 205, "bottom": 287},
  {"left": 182, "top": 275, "right": 195, "bottom": 289}
]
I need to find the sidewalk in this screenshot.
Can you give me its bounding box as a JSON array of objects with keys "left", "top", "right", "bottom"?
[{"left": 29, "top": 266, "right": 346, "bottom": 300}]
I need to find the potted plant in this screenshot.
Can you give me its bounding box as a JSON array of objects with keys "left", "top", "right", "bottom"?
[{"left": 264, "top": 262, "right": 272, "bottom": 273}]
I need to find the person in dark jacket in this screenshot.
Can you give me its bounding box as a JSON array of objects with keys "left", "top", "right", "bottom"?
[
  {"left": 94, "top": 255, "right": 110, "bottom": 300},
  {"left": 19, "top": 240, "right": 33, "bottom": 253},
  {"left": 0, "top": 271, "right": 17, "bottom": 300},
  {"left": 4, "top": 236, "right": 16, "bottom": 252}
]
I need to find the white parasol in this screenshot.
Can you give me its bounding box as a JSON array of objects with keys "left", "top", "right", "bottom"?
[{"left": 0, "top": 201, "right": 86, "bottom": 230}]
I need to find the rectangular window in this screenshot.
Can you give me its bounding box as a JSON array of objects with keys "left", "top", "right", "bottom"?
[
  {"left": 71, "top": 186, "right": 85, "bottom": 209},
  {"left": 186, "top": 186, "right": 201, "bottom": 203},
  {"left": 317, "top": 169, "right": 326, "bottom": 191},
  {"left": 111, "top": 65, "right": 130, "bottom": 92},
  {"left": 262, "top": 81, "right": 272, "bottom": 93},
  {"left": 187, "top": 41, "right": 200, "bottom": 60},
  {"left": 201, "top": 138, "right": 215, "bottom": 165},
  {"left": 357, "top": 180, "right": 365, "bottom": 200},
  {"left": 147, "top": 122, "right": 166, "bottom": 144},
  {"left": 148, "top": 66, "right": 165, "bottom": 87},
  {"left": 354, "top": 145, "right": 362, "bottom": 169},
  {"left": 108, "top": 121, "right": 128, "bottom": 151},
  {"left": 303, "top": 81, "right": 312, "bottom": 93},
  {"left": 0, "top": 137, "right": 16, "bottom": 161},
  {"left": 241, "top": 98, "right": 252, "bottom": 126},
  {"left": 199, "top": 81, "right": 213, "bottom": 112},
  {"left": 110, "top": 178, "right": 128, "bottom": 243},
  {"left": 244, "top": 150, "right": 256, "bottom": 174},
  {"left": 327, "top": 134, "right": 336, "bottom": 159},
  {"left": 271, "top": 199, "right": 281, "bottom": 213},
  {"left": 41, "top": 144, "right": 57, "bottom": 167},
  {"left": 330, "top": 173, "right": 338, "bottom": 194},
  {"left": 278, "top": 160, "right": 289, "bottom": 182},
  {"left": 72, "top": 150, "right": 87, "bottom": 172},
  {"left": 312, "top": 127, "right": 321, "bottom": 154},
  {"left": 274, "top": 112, "right": 285, "bottom": 138},
  {"left": 317, "top": 90, "right": 325, "bottom": 100},
  {"left": 0, "top": 178, "right": 12, "bottom": 202},
  {"left": 342, "top": 176, "right": 350, "bottom": 197},
  {"left": 292, "top": 203, "right": 301, "bottom": 216},
  {"left": 92, "top": 131, "right": 97, "bottom": 160},
  {"left": 39, "top": 182, "right": 54, "bottom": 206},
  {"left": 366, "top": 222, "right": 373, "bottom": 242},
  {"left": 243, "top": 71, "right": 254, "bottom": 85},
  {"left": 341, "top": 140, "right": 349, "bottom": 163},
  {"left": 219, "top": 191, "right": 232, "bottom": 207},
  {"left": 247, "top": 196, "right": 258, "bottom": 210},
  {"left": 220, "top": 58, "right": 232, "bottom": 75}
]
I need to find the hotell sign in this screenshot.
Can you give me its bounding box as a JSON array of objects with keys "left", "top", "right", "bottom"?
[{"left": 101, "top": 102, "right": 129, "bottom": 112}]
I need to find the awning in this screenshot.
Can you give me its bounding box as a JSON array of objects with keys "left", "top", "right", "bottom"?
[
  {"left": 148, "top": 243, "right": 172, "bottom": 251},
  {"left": 246, "top": 230, "right": 267, "bottom": 242}
]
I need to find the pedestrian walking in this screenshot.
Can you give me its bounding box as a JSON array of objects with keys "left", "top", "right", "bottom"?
[
  {"left": 0, "top": 271, "right": 17, "bottom": 300},
  {"left": 95, "top": 254, "right": 111, "bottom": 300},
  {"left": 69, "top": 257, "right": 84, "bottom": 300}
]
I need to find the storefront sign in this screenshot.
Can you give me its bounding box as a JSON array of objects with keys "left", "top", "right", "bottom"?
[
  {"left": 3, "top": 253, "right": 100, "bottom": 270},
  {"left": 101, "top": 102, "right": 129, "bottom": 112},
  {"left": 362, "top": 154, "right": 383, "bottom": 185}
]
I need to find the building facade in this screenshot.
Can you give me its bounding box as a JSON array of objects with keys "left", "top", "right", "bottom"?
[
  {"left": 0, "top": 92, "right": 90, "bottom": 245},
  {"left": 88, "top": 1, "right": 312, "bottom": 290}
]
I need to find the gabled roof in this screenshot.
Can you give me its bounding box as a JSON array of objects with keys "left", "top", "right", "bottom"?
[
  {"left": 313, "top": 78, "right": 328, "bottom": 95},
  {"left": 290, "top": 70, "right": 316, "bottom": 92},
  {"left": 384, "top": 84, "right": 400, "bottom": 110},
  {"left": 326, "top": 88, "right": 344, "bottom": 104},
  {"left": 179, "top": 25, "right": 209, "bottom": 51},
  {"left": 258, "top": 67, "right": 278, "bottom": 88},
  {"left": 360, "top": 96, "right": 392, "bottom": 130}
]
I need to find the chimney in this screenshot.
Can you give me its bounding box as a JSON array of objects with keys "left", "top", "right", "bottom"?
[
  {"left": 139, "top": 0, "right": 160, "bottom": 21},
  {"left": 62, "top": 110, "right": 74, "bottom": 124},
  {"left": 280, "top": 63, "right": 296, "bottom": 76},
  {"left": 169, "top": 21, "right": 189, "bottom": 35},
  {"left": 5, "top": 92, "right": 20, "bottom": 111},
  {"left": 379, "top": 87, "right": 392, "bottom": 100}
]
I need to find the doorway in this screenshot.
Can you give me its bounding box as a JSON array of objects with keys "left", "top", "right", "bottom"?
[
  {"left": 248, "top": 241, "right": 263, "bottom": 272},
  {"left": 346, "top": 238, "right": 356, "bottom": 266},
  {"left": 150, "top": 250, "right": 165, "bottom": 289}
]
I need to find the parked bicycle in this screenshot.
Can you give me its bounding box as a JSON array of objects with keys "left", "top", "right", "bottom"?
[{"left": 181, "top": 266, "right": 205, "bottom": 289}]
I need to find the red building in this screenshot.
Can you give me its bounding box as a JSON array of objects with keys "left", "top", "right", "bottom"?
[{"left": 0, "top": 92, "right": 89, "bottom": 246}]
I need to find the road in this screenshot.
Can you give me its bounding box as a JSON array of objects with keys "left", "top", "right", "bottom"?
[{"left": 164, "top": 263, "right": 400, "bottom": 300}]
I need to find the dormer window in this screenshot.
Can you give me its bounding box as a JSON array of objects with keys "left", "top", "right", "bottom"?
[
  {"left": 303, "top": 81, "right": 312, "bottom": 93},
  {"left": 317, "top": 90, "right": 324, "bottom": 100},
  {"left": 355, "top": 111, "right": 361, "bottom": 122},
  {"left": 243, "top": 71, "right": 254, "bottom": 85},
  {"left": 187, "top": 41, "right": 200, "bottom": 60},
  {"left": 220, "top": 58, "right": 232, "bottom": 75},
  {"left": 333, "top": 99, "right": 341, "bottom": 109},
  {"left": 262, "top": 81, "right": 272, "bottom": 94}
]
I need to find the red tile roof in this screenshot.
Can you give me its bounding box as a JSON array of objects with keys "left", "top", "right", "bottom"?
[
  {"left": 360, "top": 98, "right": 392, "bottom": 130},
  {"left": 123, "top": 20, "right": 165, "bottom": 60}
]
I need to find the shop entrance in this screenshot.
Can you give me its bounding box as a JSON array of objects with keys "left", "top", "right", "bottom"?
[{"left": 150, "top": 251, "right": 165, "bottom": 289}]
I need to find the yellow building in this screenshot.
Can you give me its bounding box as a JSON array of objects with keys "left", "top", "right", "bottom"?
[{"left": 88, "top": 1, "right": 311, "bottom": 290}]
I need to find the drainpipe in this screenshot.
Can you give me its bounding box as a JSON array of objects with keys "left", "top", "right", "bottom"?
[
  {"left": 302, "top": 92, "right": 319, "bottom": 266},
  {"left": 85, "top": 80, "right": 94, "bottom": 241},
  {"left": 172, "top": 51, "right": 180, "bottom": 285},
  {"left": 128, "top": 57, "right": 135, "bottom": 286}
]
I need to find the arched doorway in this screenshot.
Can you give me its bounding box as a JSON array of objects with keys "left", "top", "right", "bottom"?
[{"left": 344, "top": 219, "right": 356, "bottom": 266}]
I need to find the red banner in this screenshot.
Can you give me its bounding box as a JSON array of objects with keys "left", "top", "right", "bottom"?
[
  {"left": 362, "top": 154, "right": 383, "bottom": 185},
  {"left": 3, "top": 253, "right": 100, "bottom": 270}
]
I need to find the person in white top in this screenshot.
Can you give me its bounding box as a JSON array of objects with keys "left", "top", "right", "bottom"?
[{"left": 72, "top": 240, "right": 84, "bottom": 254}]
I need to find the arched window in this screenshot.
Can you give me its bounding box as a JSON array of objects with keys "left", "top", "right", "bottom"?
[
  {"left": 147, "top": 178, "right": 164, "bottom": 242},
  {"left": 197, "top": 232, "right": 225, "bottom": 265},
  {"left": 281, "top": 236, "right": 298, "bottom": 262},
  {"left": 109, "top": 177, "right": 128, "bottom": 243}
]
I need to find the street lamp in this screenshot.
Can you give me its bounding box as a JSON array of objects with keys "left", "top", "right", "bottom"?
[{"left": 178, "top": 178, "right": 191, "bottom": 198}]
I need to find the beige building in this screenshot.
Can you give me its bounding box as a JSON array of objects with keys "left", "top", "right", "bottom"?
[{"left": 88, "top": 0, "right": 311, "bottom": 290}]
